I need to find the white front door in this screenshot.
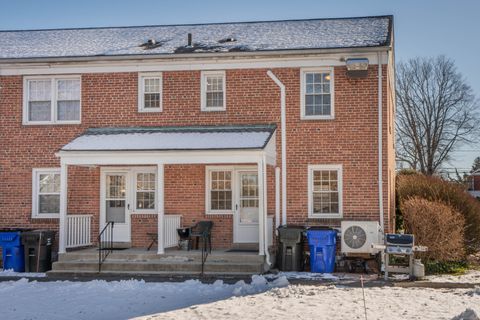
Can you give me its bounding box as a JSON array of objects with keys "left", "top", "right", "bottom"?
[
  {"left": 101, "top": 171, "right": 131, "bottom": 243},
  {"left": 234, "top": 171, "right": 259, "bottom": 243}
]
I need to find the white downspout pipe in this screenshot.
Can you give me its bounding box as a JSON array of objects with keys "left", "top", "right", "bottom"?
[
  {"left": 377, "top": 53, "right": 385, "bottom": 232},
  {"left": 275, "top": 167, "right": 281, "bottom": 233},
  {"left": 267, "top": 70, "right": 287, "bottom": 226}
]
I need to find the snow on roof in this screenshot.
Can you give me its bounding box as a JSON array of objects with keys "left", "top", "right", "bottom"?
[
  {"left": 61, "top": 124, "right": 276, "bottom": 152},
  {"left": 0, "top": 16, "right": 392, "bottom": 60}
]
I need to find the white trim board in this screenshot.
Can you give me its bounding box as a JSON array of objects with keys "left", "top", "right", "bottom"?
[{"left": 0, "top": 52, "right": 388, "bottom": 75}]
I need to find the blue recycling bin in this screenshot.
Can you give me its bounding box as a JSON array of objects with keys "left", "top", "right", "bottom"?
[
  {"left": 0, "top": 231, "right": 25, "bottom": 272},
  {"left": 307, "top": 229, "right": 337, "bottom": 273}
]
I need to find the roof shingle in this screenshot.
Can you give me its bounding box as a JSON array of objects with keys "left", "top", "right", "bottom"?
[{"left": 0, "top": 16, "right": 392, "bottom": 60}]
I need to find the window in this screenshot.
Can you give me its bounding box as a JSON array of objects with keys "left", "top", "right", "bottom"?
[
  {"left": 206, "top": 168, "right": 233, "bottom": 213},
  {"left": 32, "top": 169, "right": 61, "bottom": 218},
  {"left": 135, "top": 172, "right": 156, "bottom": 211},
  {"left": 24, "top": 76, "right": 81, "bottom": 124},
  {"left": 301, "top": 68, "right": 334, "bottom": 119},
  {"left": 138, "top": 73, "right": 162, "bottom": 112},
  {"left": 201, "top": 71, "right": 226, "bottom": 111},
  {"left": 308, "top": 165, "right": 343, "bottom": 218}
]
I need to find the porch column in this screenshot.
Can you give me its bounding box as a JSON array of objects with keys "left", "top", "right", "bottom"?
[
  {"left": 157, "top": 163, "right": 165, "bottom": 254},
  {"left": 258, "top": 158, "right": 266, "bottom": 256},
  {"left": 59, "top": 163, "right": 68, "bottom": 254}
]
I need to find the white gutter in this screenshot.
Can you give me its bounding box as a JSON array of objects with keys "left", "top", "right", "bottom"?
[
  {"left": 267, "top": 70, "right": 287, "bottom": 226},
  {"left": 377, "top": 52, "right": 384, "bottom": 232}
]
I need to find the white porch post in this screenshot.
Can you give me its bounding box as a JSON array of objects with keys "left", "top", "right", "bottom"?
[
  {"left": 59, "top": 163, "right": 68, "bottom": 254},
  {"left": 157, "top": 163, "right": 165, "bottom": 254},
  {"left": 258, "top": 159, "right": 265, "bottom": 256}
]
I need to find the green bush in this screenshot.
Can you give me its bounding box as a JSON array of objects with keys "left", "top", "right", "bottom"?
[{"left": 397, "top": 174, "right": 480, "bottom": 252}]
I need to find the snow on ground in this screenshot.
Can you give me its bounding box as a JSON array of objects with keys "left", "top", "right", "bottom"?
[
  {"left": 0, "top": 269, "right": 46, "bottom": 278},
  {"left": 142, "top": 284, "right": 480, "bottom": 320},
  {"left": 0, "top": 273, "right": 479, "bottom": 320},
  {"left": 427, "top": 269, "right": 480, "bottom": 283},
  {"left": 0, "top": 275, "right": 287, "bottom": 320}
]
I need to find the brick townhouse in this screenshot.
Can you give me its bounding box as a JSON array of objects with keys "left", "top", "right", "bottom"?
[{"left": 0, "top": 16, "right": 395, "bottom": 271}]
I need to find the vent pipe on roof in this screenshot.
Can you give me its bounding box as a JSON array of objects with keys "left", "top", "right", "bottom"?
[{"left": 187, "top": 33, "right": 192, "bottom": 46}]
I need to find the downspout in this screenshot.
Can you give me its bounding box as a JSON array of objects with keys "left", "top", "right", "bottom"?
[
  {"left": 377, "top": 52, "right": 385, "bottom": 232},
  {"left": 267, "top": 70, "right": 287, "bottom": 226}
]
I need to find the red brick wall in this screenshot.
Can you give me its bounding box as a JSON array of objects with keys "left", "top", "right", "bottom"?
[{"left": 0, "top": 65, "right": 395, "bottom": 250}]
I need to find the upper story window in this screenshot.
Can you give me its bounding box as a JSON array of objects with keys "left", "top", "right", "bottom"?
[
  {"left": 32, "top": 168, "right": 61, "bottom": 218},
  {"left": 138, "top": 73, "right": 162, "bottom": 112},
  {"left": 300, "top": 68, "right": 334, "bottom": 120},
  {"left": 201, "top": 71, "right": 226, "bottom": 111},
  {"left": 23, "top": 76, "right": 81, "bottom": 125},
  {"left": 308, "top": 164, "right": 343, "bottom": 218}
]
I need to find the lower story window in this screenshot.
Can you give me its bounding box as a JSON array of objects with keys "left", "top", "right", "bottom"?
[
  {"left": 136, "top": 172, "right": 156, "bottom": 210},
  {"left": 207, "top": 169, "right": 232, "bottom": 213},
  {"left": 308, "top": 165, "right": 343, "bottom": 218},
  {"left": 32, "top": 168, "right": 61, "bottom": 218}
]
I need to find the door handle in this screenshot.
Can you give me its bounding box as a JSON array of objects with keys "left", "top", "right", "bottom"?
[
  {"left": 235, "top": 204, "right": 238, "bottom": 211},
  {"left": 127, "top": 204, "right": 130, "bottom": 210}
]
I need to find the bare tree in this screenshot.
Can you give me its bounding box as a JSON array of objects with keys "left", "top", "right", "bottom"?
[{"left": 396, "top": 56, "right": 479, "bottom": 175}]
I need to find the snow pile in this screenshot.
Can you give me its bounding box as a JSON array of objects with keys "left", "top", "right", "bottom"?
[
  {"left": 0, "top": 275, "right": 287, "bottom": 320},
  {"left": 451, "top": 308, "right": 479, "bottom": 320},
  {"left": 158, "top": 256, "right": 192, "bottom": 262},
  {"left": 0, "top": 269, "right": 46, "bottom": 278},
  {"left": 267, "top": 271, "right": 339, "bottom": 281}
]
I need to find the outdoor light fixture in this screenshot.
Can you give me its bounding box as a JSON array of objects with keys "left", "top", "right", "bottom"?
[{"left": 346, "top": 58, "right": 369, "bottom": 78}]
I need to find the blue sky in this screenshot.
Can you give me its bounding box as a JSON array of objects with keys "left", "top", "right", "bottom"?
[{"left": 1, "top": 0, "right": 479, "bottom": 173}]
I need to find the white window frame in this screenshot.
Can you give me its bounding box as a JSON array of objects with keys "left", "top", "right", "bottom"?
[
  {"left": 32, "top": 168, "right": 61, "bottom": 219},
  {"left": 133, "top": 168, "right": 157, "bottom": 214},
  {"left": 23, "top": 75, "right": 81, "bottom": 125},
  {"left": 300, "top": 67, "right": 335, "bottom": 120},
  {"left": 201, "top": 70, "right": 226, "bottom": 111},
  {"left": 307, "top": 164, "right": 343, "bottom": 218},
  {"left": 205, "top": 166, "right": 234, "bottom": 214},
  {"left": 138, "top": 72, "right": 163, "bottom": 112}
]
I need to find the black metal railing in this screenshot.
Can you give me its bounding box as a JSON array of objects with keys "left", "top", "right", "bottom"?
[
  {"left": 200, "top": 234, "right": 209, "bottom": 276},
  {"left": 98, "top": 221, "right": 114, "bottom": 272}
]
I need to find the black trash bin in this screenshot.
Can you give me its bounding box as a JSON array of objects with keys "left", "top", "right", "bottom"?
[
  {"left": 21, "top": 230, "right": 56, "bottom": 272},
  {"left": 277, "top": 226, "right": 305, "bottom": 271}
]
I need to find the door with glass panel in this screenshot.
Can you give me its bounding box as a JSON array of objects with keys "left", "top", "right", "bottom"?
[
  {"left": 102, "top": 172, "right": 130, "bottom": 243},
  {"left": 234, "top": 171, "right": 259, "bottom": 243}
]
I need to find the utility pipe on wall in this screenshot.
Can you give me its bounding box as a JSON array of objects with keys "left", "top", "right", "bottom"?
[
  {"left": 377, "top": 52, "right": 385, "bottom": 232},
  {"left": 267, "top": 70, "right": 287, "bottom": 226}
]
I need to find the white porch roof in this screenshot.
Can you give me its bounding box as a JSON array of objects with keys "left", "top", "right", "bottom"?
[{"left": 57, "top": 124, "right": 277, "bottom": 166}]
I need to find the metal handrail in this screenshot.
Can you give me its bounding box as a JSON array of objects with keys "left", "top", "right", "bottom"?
[
  {"left": 98, "top": 221, "right": 114, "bottom": 272},
  {"left": 200, "top": 233, "right": 209, "bottom": 276}
]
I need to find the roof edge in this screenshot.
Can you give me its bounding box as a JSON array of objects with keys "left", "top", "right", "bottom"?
[
  {"left": 0, "top": 46, "right": 392, "bottom": 65},
  {"left": 0, "top": 15, "right": 393, "bottom": 33}
]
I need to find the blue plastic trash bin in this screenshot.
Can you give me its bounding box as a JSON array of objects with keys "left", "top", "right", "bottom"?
[
  {"left": 307, "top": 229, "right": 337, "bottom": 273},
  {"left": 0, "top": 231, "right": 25, "bottom": 272}
]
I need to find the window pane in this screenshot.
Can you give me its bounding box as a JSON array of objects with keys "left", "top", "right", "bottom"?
[
  {"left": 57, "top": 79, "right": 80, "bottom": 100},
  {"left": 39, "top": 174, "right": 60, "bottom": 193},
  {"left": 210, "top": 170, "right": 232, "bottom": 211},
  {"left": 57, "top": 101, "right": 80, "bottom": 121},
  {"left": 304, "top": 72, "right": 332, "bottom": 117},
  {"left": 206, "top": 92, "right": 223, "bottom": 108},
  {"left": 29, "top": 101, "right": 51, "bottom": 121},
  {"left": 312, "top": 169, "right": 339, "bottom": 215},
  {"left": 39, "top": 195, "right": 60, "bottom": 214},
  {"left": 29, "top": 80, "right": 51, "bottom": 101},
  {"left": 144, "top": 78, "right": 161, "bottom": 93},
  {"left": 144, "top": 93, "right": 161, "bottom": 108},
  {"left": 136, "top": 192, "right": 155, "bottom": 210}
]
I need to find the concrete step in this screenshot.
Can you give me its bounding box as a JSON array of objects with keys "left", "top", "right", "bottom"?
[
  {"left": 59, "top": 251, "right": 264, "bottom": 264},
  {"left": 51, "top": 259, "right": 263, "bottom": 274}
]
